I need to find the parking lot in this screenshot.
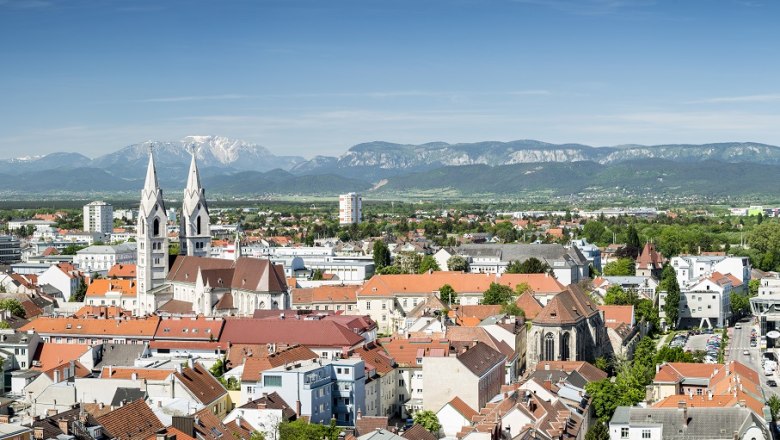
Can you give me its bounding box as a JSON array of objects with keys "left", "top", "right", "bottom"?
[{"left": 667, "top": 331, "right": 722, "bottom": 363}]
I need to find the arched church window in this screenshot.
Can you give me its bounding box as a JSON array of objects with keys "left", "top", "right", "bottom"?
[
  {"left": 197, "top": 216, "right": 202, "bottom": 235},
  {"left": 544, "top": 333, "right": 555, "bottom": 362},
  {"left": 153, "top": 218, "right": 160, "bottom": 237},
  {"left": 561, "top": 332, "right": 570, "bottom": 361}
]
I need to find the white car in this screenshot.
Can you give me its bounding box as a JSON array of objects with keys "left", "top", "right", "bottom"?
[
  {"left": 735, "top": 324, "right": 742, "bottom": 329},
  {"left": 743, "top": 350, "right": 750, "bottom": 356}
]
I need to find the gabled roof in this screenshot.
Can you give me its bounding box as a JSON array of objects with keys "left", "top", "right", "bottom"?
[
  {"left": 636, "top": 242, "right": 664, "bottom": 270},
  {"left": 355, "top": 416, "right": 390, "bottom": 436},
  {"left": 174, "top": 363, "right": 227, "bottom": 405},
  {"left": 456, "top": 342, "right": 506, "bottom": 377},
  {"left": 444, "top": 396, "right": 478, "bottom": 421},
  {"left": 96, "top": 399, "right": 164, "bottom": 440},
  {"left": 598, "top": 305, "right": 634, "bottom": 328},
  {"left": 238, "top": 392, "right": 296, "bottom": 421},
  {"left": 515, "top": 291, "right": 544, "bottom": 320},
  {"left": 535, "top": 361, "right": 608, "bottom": 382},
  {"left": 533, "top": 285, "right": 599, "bottom": 326},
  {"left": 401, "top": 424, "right": 437, "bottom": 440},
  {"left": 167, "top": 256, "right": 287, "bottom": 293},
  {"left": 351, "top": 342, "right": 396, "bottom": 376},
  {"left": 31, "top": 343, "right": 91, "bottom": 371},
  {"left": 654, "top": 362, "right": 721, "bottom": 384},
  {"left": 100, "top": 367, "right": 174, "bottom": 381},
  {"left": 191, "top": 406, "right": 249, "bottom": 440},
  {"left": 381, "top": 338, "right": 450, "bottom": 367},
  {"left": 358, "top": 272, "right": 564, "bottom": 297}
]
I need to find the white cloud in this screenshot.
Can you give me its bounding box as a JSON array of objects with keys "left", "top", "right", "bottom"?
[{"left": 688, "top": 93, "right": 780, "bottom": 104}]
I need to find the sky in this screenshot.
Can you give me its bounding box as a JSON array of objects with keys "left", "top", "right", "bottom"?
[{"left": 2, "top": 0, "right": 780, "bottom": 159}]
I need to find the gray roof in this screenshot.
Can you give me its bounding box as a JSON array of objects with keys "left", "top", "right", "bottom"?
[
  {"left": 611, "top": 406, "right": 768, "bottom": 439},
  {"left": 111, "top": 388, "right": 147, "bottom": 407},
  {"left": 94, "top": 344, "right": 145, "bottom": 370},
  {"left": 601, "top": 276, "right": 655, "bottom": 285},
  {"left": 76, "top": 243, "right": 135, "bottom": 255},
  {"left": 358, "top": 429, "right": 405, "bottom": 440},
  {"left": 456, "top": 244, "right": 588, "bottom": 266}
]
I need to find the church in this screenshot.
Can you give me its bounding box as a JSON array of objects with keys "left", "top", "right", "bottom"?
[{"left": 135, "top": 150, "right": 288, "bottom": 317}]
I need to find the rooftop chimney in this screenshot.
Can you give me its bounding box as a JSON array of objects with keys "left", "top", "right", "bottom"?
[
  {"left": 57, "top": 419, "right": 69, "bottom": 435},
  {"left": 678, "top": 401, "right": 688, "bottom": 426}
]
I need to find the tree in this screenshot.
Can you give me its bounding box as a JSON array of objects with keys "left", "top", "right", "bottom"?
[
  {"left": 659, "top": 264, "right": 680, "bottom": 329},
  {"left": 396, "top": 252, "right": 422, "bottom": 274},
  {"left": 514, "top": 282, "right": 532, "bottom": 296},
  {"left": 0, "top": 299, "right": 25, "bottom": 318},
  {"left": 278, "top": 419, "right": 329, "bottom": 440},
  {"left": 168, "top": 242, "right": 180, "bottom": 255},
  {"left": 418, "top": 255, "right": 440, "bottom": 273},
  {"left": 635, "top": 298, "right": 660, "bottom": 334},
  {"left": 501, "top": 303, "right": 525, "bottom": 317},
  {"left": 482, "top": 282, "right": 514, "bottom": 305},
  {"left": 730, "top": 292, "right": 750, "bottom": 318},
  {"left": 585, "top": 422, "right": 610, "bottom": 440},
  {"left": 506, "top": 257, "right": 550, "bottom": 274},
  {"left": 768, "top": 395, "right": 780, "bottom": 422},
  {"left": 0, "top": 321, "right": 10, "bottom": 329},
  {"left": 61, "top": 244, "right": 86, "bottom": 255},
  {"left": 749, "top": 279, "right": 760, "bottom": 297},
  {"left": 249, "top": 432, "right": 266, "bottom": 440},
  {"left": 655, "top": 346, "right": 697, "bottom": 363},
  {"left": 603, "top": 285, "right": 628, "bottom": 305},
  {"left": 602, "top": 258, "right": 635, "bottom": 276},
  {"left": 439, "top": 284, "right": 457, "bottom": 306},
  {"left": 209, "top": 358, "right": 225, "bottom": 377},
  {"left": 372, "top": 241, "right": 391, "bottom": 269},
  {"left": 70, "top": 277, "right": 87, "bottom": 302},
  {"left": 311, "top": 269, "right": 324, "bottom": 281},
  {"left": 585, "top": 379, "right": 621, "bottom": 423},
  {"left": 594, "top": 357, "right": 610, "bottom": 373},
  {"left": 413, "top": 410, "right": 441, "bottom": 435},
  {"left": 447, "top": 255, "right": 468, "bottom": 272}
]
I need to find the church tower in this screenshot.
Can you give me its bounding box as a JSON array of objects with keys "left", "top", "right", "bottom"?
[
  {"left": 180, "top": 151, "right": 211, "bottom": 257},
  {"left": 136, "top": 149, "right": 169, "bottom": 315}
]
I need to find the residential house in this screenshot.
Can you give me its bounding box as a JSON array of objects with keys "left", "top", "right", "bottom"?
[
  {"left": 85, "top": 279, "right": 137, "bottom": 310},
  {"left": 635, "top": 242, "right": 664, "bottom": 278},
  {"left": 382, "top": 337, "right": 451, "bottom": 417},
  {"left": 290, "top": 285, "right": 359, "bottom": 313},
  {"left": 598, "top": 305, "right": 640, "bottom": 359},
  {"left": 608, "top": 405, "right": 768, "bottom": 440},
  {"left": 94, "top": 399, "right": 164, "bottom": 440},
  {"left": 37, "top": 264, "right": 80, "bottom": 301},
  {"left": 239, "top": 345, "right": 319, "bottom": 403},
  {"left": 660, "top": 271, "right": 734, "bottom": 329},
  {"left": 74, "top": 244, "right": 136, "bottom": 275},
  {"left": 352, "top": 342, "right": 399, "bottom": 418},
  {"left": 422, "top": 341, "right": 505, "bottom": 413},
  {"left": 20, "top": 316, "right": 160, "bottom": 346},
  {"left": 436, "top": 396, "right": 478, "bottom": 439},
  {"left": 223, "top": 392, "right": 297, "bottom": 440},
  {"left": 454, "top": 244, "right": 589, "bottom": 285}
]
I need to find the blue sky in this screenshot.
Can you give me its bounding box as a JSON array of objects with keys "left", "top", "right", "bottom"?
[{"left": 1, "top": 0, "right": 780, "bottom": 159}]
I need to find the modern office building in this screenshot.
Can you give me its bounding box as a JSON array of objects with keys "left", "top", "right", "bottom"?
[{"left": 0, "top": 236, "right": 22, "bottom": 264}]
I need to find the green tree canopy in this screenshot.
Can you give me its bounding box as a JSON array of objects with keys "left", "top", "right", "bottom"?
[
  {"left": 447, "top": 255, "right": 468, "bottom": 272},
  {"left": 412, "top": 410, "right": 441, "bottom": 434},
  {"left": 602, "top": 258, "right": 635, "bottom": 276},
  {"left": 372, "top": 241, "right": 391, "bottom": 269},
  {"left": 506, "top": 257, "right": 550, "bottom": 274},
  {"left": 482, "top": 282, "right": 514, "bottom": 305},
  {"left": 0, "top": 298, "right": 25, "bottom": 318},
  {"left": 659, "top": 264, "right": 680, "bottom": 329},
  {"left": 585, "top": 422, "right": 610, "bottom": 440},
  {"left": 418, "top": 255, "right": 441, "bottom": 273},
  {"left": 439, "top": 284, "right": 457, "bottom": 306}
]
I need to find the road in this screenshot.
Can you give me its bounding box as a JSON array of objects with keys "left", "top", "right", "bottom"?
[{"left": 726, "top": 318, "right": 780, "bottom": 399}]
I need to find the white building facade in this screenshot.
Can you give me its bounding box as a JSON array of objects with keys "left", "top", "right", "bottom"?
[
  {"left": 339, "top": 193, "right": 362, "bottom": 225},
  {"left": 83, "top": 201, "right": 113, "bottom": 234}
]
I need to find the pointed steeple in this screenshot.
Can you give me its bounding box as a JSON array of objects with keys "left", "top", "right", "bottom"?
[
  {"left": 144, "top": 147, "right": 159, "bottom": 191},
  {"left": 234, "top": 233, "right": 242, "bottom": 261},
  {"left": 185, "top": 150, "right": 201, "bottom": 193}
]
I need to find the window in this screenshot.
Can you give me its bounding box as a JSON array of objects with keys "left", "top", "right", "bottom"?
[
  {"left": 621, "top": 427, "right": 629, "bottom": 439},
  {"left": 366, "top": 302, "right": 371, "bottom": 310},
  {"left": 153, "top": 218, "right": 160, "bottom": 237},
  {"left": 712, "top": 295, "right": 716, "bottom": 299},
  {"left": 337, "top": 368, "right": 342, "bottom": 374},
  {"left": 641, "top": 429, "right": 651, "bottom": 439},
  {"left": 696, "top": 388, "right": 702, "bottom": 395},
  {"left": 263, "top": 375, "right": 282, "bottom": 387},
  {"left": 382, "top": 303, "right": 387, "bottom": 310}
]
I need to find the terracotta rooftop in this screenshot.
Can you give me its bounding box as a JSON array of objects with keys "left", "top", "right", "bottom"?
[
  {"left": 100, "top": 367, "right": 174, "bottom": 381},
  {"left": 174, "top": 363, "right": 227, "bottom": 405},
  {"left": 533, "top": 285, "right": 599, "bottom": 326},
  {"left": 535, "top": 361, "right": 608, "bottom": 382},
  {"left": 31, "top": 343, "right": 91, "bottom": 371},
  {"left": 154, "top": 316, "right": 224, "bottom": 340},
  {"left": 167, "top": 256, "right": 287, "bottom": 293},
  {"left": 73, "top": 305, "right": 131, "bottom": 319},
  {"left": 654, "top": 362, "right": 721, "bottom": 384},
  {"left": 598, "top": 305, "right": 635, "bottom": 328},
  {"left": 446, "top": 396, "right": 478, "bottom": 421},
  {"left": 401, "top": 424, "right": 437, "bottom": 440},
  {"left": 241, "top": 345, "right": 319, "bottom": 382},
  {"left": 359, "top": 272, "right": 564, "bottom": 297},
  {"left": 515, "top": 291, "right": 544, "bottom": 320},
  {"left": 108, "top": 264, "right": 137, "bottom": 279},
  {"left": 382, "top": 338, "right": 450, "bottom": 367},
  {"left": 291, "top": 285, "right": 358, "bottom": 304},
  {"left": 21, "top": 316, "right": 160, "bottom": 337},
  {"left": 86, "top": 279, "right": 137, "bottom": 297},
  {"left": 220, "top": 318, "right": 365, "bottom": 348},
  {"left": 636, "top": 242, "right": 664, "bottom": 270},
  {"left": 238, "top": 392, "right": 296, "bottom": 421},
  {"left": 96, "top": 399, "right": 164, "bottom": 440}
]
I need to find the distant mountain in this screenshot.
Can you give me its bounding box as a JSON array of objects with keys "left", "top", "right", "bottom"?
[
  {"left": 291, "top": 140, "right": 780, "bottom": 179},
  {"left": 92, "top": 136, "right": 305, "bottom": 177},
  {"left": 375, "top": 159, "right": 780, "bottom": 198},
  {"left": 0, "top": 152, "right": 92, "bottom": 174}
]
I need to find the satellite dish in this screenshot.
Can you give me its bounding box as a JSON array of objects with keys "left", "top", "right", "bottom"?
[{"left": 766, "top": 330, "right": 780, "bottom": 339}]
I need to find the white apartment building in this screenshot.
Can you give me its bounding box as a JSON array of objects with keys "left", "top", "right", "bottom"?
[
  {"left": 339, "top": 193, "right": 362, "bottom": 225},
  {"left": 670, "top": 255, "right": 750, "bottom": 290},
  {"left": 83, "top": 201, "right": 114, "bottom": 234},
  {"left": 73, "top": 243, "right": 136, "bottom": 274},
  {"left": 659, "top": 272, "right": 733, "bottom": 329}
]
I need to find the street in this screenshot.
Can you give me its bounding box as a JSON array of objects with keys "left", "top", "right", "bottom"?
[{"left": 727, "top": 319, "right": 780, "bottom": 399}]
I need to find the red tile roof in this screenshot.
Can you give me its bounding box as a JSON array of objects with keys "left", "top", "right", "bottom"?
[
  {"left": 96, "top": 399, "right": 164, "bottom": 440},
  {"left": 21, "top": 316, "right": 160, "bottom": 338},
  {"left": 535, "top": 361, "right": 608, "bottom": 382},
  {"left": 446, "top": 396, "right": 478, "bottom": 421},
  {"left": 100, "top": 367, "right": 174, "bottom": 380},
  {"left": 175, "top": 363, "right": 227, "bottom": 405},
  {"left": 598, "top": 305, "right": 635, "bottom": 328},
  {"left": 86, "top": 279, "right": 137, "bottom": 297},
  {"left": 220, "top": 318, "right": 365, "bottom": 348},
  {"left": 31, "top": 343, "right": 91, "bottom": 371},
  {"left": 381, "top": 338, "right": 450, "bottom": 367},
  {"left": 359, "top": 272, "right": 563, "bottom": 297},
  {"left": 533, "top": 285, "right": 599, "bottom": 326},
  {"left": 291, "top": 285, "right": 358, "bottom": 305},
  {"left": 515, "top": 291, "right": 543, "bottom": 320},
  {"left": 154, "top": 316, "right": 224, "bottom": 340},
  {"left": 167, "top": 256, "right": 287, "bottom": 293},
  {"left": 108, "top": 264, "right": 137, "bottom": 279},
  {"left": 240, "top": 345, "right": 319, "bottom": 382}
]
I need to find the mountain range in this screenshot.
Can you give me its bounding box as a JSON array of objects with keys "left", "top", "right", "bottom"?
[{"left": 1, "top": 136, "right": 779, "bottom": 199}]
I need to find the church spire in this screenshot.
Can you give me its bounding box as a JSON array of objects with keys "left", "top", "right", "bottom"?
[
  {"left": 234, "top": 233, "right": 242, "bottom": 261},
  {"left": 144, "top": 146, "right": 159, "bottom": 192},
  {"left": 185, "top": 149, "right": 202, "bottom": 194}
]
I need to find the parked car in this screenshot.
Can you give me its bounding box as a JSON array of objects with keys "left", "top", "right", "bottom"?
[
  {"left": 769, "top": 380, "right": 778, "bottom": 387},
  {"left": 735, "top": 324, "right": 742, "bottom": 329}
]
